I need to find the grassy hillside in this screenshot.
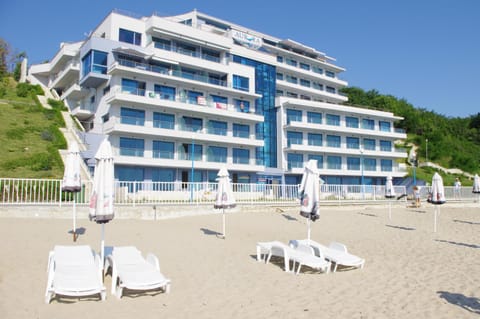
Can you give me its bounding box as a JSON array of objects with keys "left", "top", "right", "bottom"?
[{"left": 0, "top": 78, "right": 66, "bottom": 178}]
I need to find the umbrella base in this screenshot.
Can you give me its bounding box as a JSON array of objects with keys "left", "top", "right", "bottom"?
[{"left": 300, "top": 211, "right": 319, "bottom": 222}]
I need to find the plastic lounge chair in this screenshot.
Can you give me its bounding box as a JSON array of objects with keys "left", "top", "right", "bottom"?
[
  {"left": 256, "top": 241, "right": 330, "bottom": 274},
  {"left": 106, "top": 246, "right": 171, "bottom": 298},
  {"left": 45, "top": 245, "right": 106, "bottom": 304},
  {"left": 291, "top": 239, "right": 365, "bottom": 272}
]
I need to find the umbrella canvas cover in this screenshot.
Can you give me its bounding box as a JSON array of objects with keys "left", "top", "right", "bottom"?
[
  {"left": 385, "top": 175, "right": 396, "bottom": 219},
  {"left": 214, "top": 166, "right": 236, "bottom": 238},
  {"left": 298, "top": 160, "right": 320, "bottom": 241},
  {"left": 473, "top": 174, "right": 480, "bottom": 193},
  {"left": 428, "top": 172, "right": 445, "bottom": 232},
  {"left": 62, "top": 141, "right": 81, "bottom": 241}
]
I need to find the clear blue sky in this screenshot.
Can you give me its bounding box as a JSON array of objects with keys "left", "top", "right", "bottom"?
[{"left": 1, "top": 0, "right": 478, "bottom": 118}]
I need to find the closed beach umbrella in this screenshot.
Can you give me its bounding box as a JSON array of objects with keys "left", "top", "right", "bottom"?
[
  {"left": 429, "top": 172, "right": 445, "bottom": 232},
  {"left": 214, "top": 166, "right": 236, "bottom": 238},
  {"left": 89, "top": 138, "right": 115, "bottom": 265},
  {"left": 385, "top": 175, "right": 395, "bottom": 219},
  {"left": 62, "top": 141, "right": 82, "bottom": 241},
  {"left": 473, "top": 174, "right": 480, "bottom": 204},
  {"left": 298, "top": 159, "right": 320, "bottom": 241}
]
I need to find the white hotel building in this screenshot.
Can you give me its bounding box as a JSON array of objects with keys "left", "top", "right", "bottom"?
[{"left": 29, "top": 9, "right": 407, "bottom": 186}]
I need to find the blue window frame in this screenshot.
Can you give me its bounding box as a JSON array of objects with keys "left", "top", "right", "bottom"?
[
  {"left": 181, "top": 143, "right": 202, "bottom": 161},
  {"left": 346, "top": 137, "right": 360, "bottom": 149},
  {"left": 233, "top": 123, "right": 250, "bottom": 138},
  {"left": 233, "top": 75, "right": 249, "bottom": 91},
  {"left": 362, "top": 119, "right": 375, "bottom": 130},
  {"left": 234, "top": 99, "right": 250, "bottom": 113},
  {"left": 379, "top": 121, "right": 391, "bottom": 132},
  {"left": 327, "top": 156, "right": 342, "bottom": 170},
  {"left": 326, "top": 135, "right": 341, "bottom": 148},
  {"left": 182, "top": 116, "right": 202, "bottom": 132},
  {"left": 277, "top": 56, "right": 283, "bottom": 63},
  {"left": 120, "top": 107, "right": 145, "bottom": 126},
  {"left": 308, "top": 133, "right": 322, "bottom": 146},
  {"left": 325, "top": 70, "right": 335, "bottom": 78},
  {"left": 276, "top": 73, "right": 284, "bottom": 80},
  {"left": 81, "top": 50, "right": 107, "bottom": 77},
  {"left": 346, "top": 116, "right": 359, "bottom": 128},
  {"left": 287, "top": 153, "right": 303, "bottom": 169},
  {"left": 313, "top": 82, "right": 323, "bottom": 90},
  {"left": 286, "top": 58, "right": 297, "bottom": 67},
  {"left": 119, "top": 28, "right": 141, "bottom": 45},
  {"left": 210, "top": 94, "right": 228, "bottom": 108},
  {"left": 300, "top": 62, "right": 310, "bottom": 70},
  {"left": 207, "top": 146, "right": 227, "bottom": 163},
  {"left": 286, "top": 75, "right": 297, "bottom": 84},
  {"left": 307, "top": 112, "right": 322, "bottom": 124},
  {"left": 233, "top": 148, "right": 250, "bottom": 164},
  {"left": 208, "top": 120, "right": 227, "bottom": 136},
  {"left": 286, "top": 109, "right": 302, "bottom": 124},
  {"left": 152, "top": 141, "right": 174, "bottom": 159},
  {"left": 347, "top": 157, "right": 360, "bottom": 170},
  {"left": 154, "top": 85, "right": 175, "bottom": 100},
  {"left": 364, "top": 158, "right": 376, "bottom": 171},
  {"left": 363, "top": 138, "right": 376, "bottom": 150},
  {"left": 153, "top": 112, "right": 174, "bottom": 129},
  {"left": 326, "top": 86, "right": 336, "bottom": 94},
  {"left": 120, "top": 137, "right": 144, "bottom": 157},
  {"left": 186, "top": 90, "right": 203, "bottom": 104},
  {"left": 300, "top": 79, "right": 310, "bottom": 87},
  {"left": 326, "top": 114, "right": 340, "bottom": 126},
  {"left": 287, "top": 131, "right": 303, "bottom": 146},
  {"left": 255, "top": 147, "right": 264, "bottom": 165},
  {"left": 122, "top": 78, "right": 145, "bottom": 96},
  {"left": 381, "top": 159, "right": 393, "bottom": 172},
  {"left": 312, "top": 66, "right": 323, "bottom": 74},
  {"left": 380, "top": 140, "right": 392, "bottom": 151},
  {"left": 151, "top": 168, "right": 175, "bottom": 184},
  {"left": 152, "top": 37, "right": 171, "bottom": 50},
  {"left": 308, "top": 155, "right": 323, "bottom": 168}
]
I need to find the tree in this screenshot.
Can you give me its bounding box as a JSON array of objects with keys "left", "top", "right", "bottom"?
[{"left": 0, "top": 38, "right": 9, "bottom": 79}]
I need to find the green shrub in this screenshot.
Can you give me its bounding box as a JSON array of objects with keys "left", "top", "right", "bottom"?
[
  {"left": 30, "top": 152, "right": 53, "bottom": 171},
  {"left": 47, "top": 98, "right": 67, "bottom": 110},
  {"left": 16, "top": 83, "right": 44, "bottom": 98}
]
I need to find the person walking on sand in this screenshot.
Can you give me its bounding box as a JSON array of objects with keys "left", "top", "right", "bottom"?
[
  {"left": 413, "top": 186, "right": 421, "bottom": 208},
  {"left": 454, "top": 178, "right": 461, "bottom": 200}
]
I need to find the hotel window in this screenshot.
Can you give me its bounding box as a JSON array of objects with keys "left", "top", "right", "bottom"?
[
  {"left": 255, "top": 123, "right": 264, "bottom": 140},
  {"left": 379, "top": 121, "right": 391, "bottom": 132},
  {"left": 286, "top": 92, "right": 298, "bottom": 98},
  {"left": 152, "top": 37, "right": 171, "bottom": 50},
  {"left": 120, "top": 107, "right": 145, "bottom": 126},
  {"left": 327, "top": 156, "right": 342, "bottom": 170},
  {"left": 286, "top": 75, "right": 298, "bottom": 84},
  {"left": 308, "top": 133, "right": 322, "bottom": 146},
  {"left": 363, "top": 138, "right": 376, "bottom": 150},
  {"left": 326, "top": 135, "right": 341, "bottom": 148},
  {"left": 233, "top": 123, "right": 250, "bottom": 138},
  {"left": 182, "top": 116, "right": 202, "bottom": 132},
  {"left": 120, "top": 137, "right": 144, "bottom": 157},
  {"left": 81, "top": 50, "right": 107, "bottom": 78},
  {"left": 152, "top": 141, "right": 174, "bottom": 159},
  {"left": 308, "top": 155, "right": 323, "bottom": 168},
  {"left": 325, "top": 70, "right": 335, "bottom": 78},
  {"left": 208, "top": 73, "right": 226, "bottom": 86},
  {"left": 300, "top": 95, "right": 311, "bottom": 100},
  {"left": 207, "top": 146, "right": 227, "bottom": 163},
  {"left": 208, "top": 120, "right": 227, "bottom": 136},
  {"left": 346, "top": 116, "right": 359, "bottom": 128},
  {"left": 326, "top": 86, "right": 336, "bottom": 94},
  {"left": 346, "top": 137, "right": 360, "bottom": 149},
  {"left": 233, "top": 148, "right": 250, "bottom": 164},
  {"left": 276, "top": 73, "right": 284, "bottom": 80},
  {"left": 362, "top": 119, "right": 375, "bottom": 130},
  {"left": 233, "top": 75, "right": 249, "bottom": 91},
  {"left": 326, "top": 114, "right": 340, "bottom": 126},
  {"left": 347, "top": 157, "right": 360, "bottom": 170},
  {"left": 152, "top": 168, "right": 175, "bottom": 184},
  {"left": 380, "top": 140, "right": 392, "bottom": 152},
  {"left": 276, "top": 90, "right": 284, "bottom": 97},
  {"left": 186, "top": 90, "right": 203, "bottom": 104},
  {"left": 300, "top": 79, "right": 311, "bottom": 87},
  {"left": 153, "top": 112, "right": 174, "bottom": 129},
  {"left": 119, "top": 28, "right": 141, "bottom": 45},
  {"left": 312, "top": 66, "right": 323, "bottom": 74},
  {"left": 277, "top": 56, "right": 283, "bottom": 63},
  {"left": 255, "top": 147, "right": 264, "bottom": 165},
  {"left": 364, "top": 158, "right": 376, "bottom": 171},
  {"left": 313, "top": 82, "right": 324, "bottom": 90},
  {"left": 180, "top": 143, "right": 202, "bottom": 161},
  {"left": 234, "top": 99, "right": 250, "bottom": 113},
  {"left": 287, "top": 131, "right": 303, "bottom": 146},
  {"left": 176, "top": 41, "right": 197, "bottom": 57},
  {"left": 210, "top": 94, "right": 228, "bottom": 108},
  {"left": 201, "top": 48, "right": 220, "bottom": 63},
  {"left": 287, "top": 153, "right": 303, "bottom": 169},
  {"left": 121, "top": 78, "right": 145, "bottom": 96},
  {"left": 300, "top": 62, "right": 310, "bottom": 71},
  {"left": 381, "top": 159, "right": 393, "bottom": 172},
  {"left": 286, "top": 109, "right": 302, "bottom": 124},
  {"left": 154, "top": 84, "right": 175, "bottom": 101},
  {"left": 286, "top": 58, "right": 297, "bottom": 67},
  {"left": 307, "top": 111, "right": 322, "bottom": 124}
]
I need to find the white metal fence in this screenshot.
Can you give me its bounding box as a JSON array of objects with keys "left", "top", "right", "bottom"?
[{"left": 0, "top": 177, "right": 420, "bottom": 206}]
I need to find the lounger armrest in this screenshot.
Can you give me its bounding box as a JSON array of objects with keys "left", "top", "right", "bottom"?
[
  {"left": 329, "top": 242, "right": 348, "bottom": 253},
  {"left": 94, "top": 254, "right": 103, "bottom": 281},
  {"left": 46, "top": 251, "right": 54, "bottom": 273},
  {"left": 146, "top": 253, "right": 160, "bottom": 271}
]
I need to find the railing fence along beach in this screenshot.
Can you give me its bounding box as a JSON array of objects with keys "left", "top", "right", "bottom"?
[{"left": 0, "top": 177, "right": 476, "bottom": 207}]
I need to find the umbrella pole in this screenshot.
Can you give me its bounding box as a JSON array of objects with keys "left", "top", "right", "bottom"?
[
  {"left": 72, "top": 197, "right": 77, "bottom": 242},
  {"left": 307, "top": 218, "right": 311, "bottom": 242},
  {"left": 434, "top": 206, "right": 437, "bottom": 233},
  {"left": 222, "top": 208, "right": 226, "bottom": 239},
  {"left": 101, "top": 224, "right": 105, "bottom": 273},
  {"left": 389, "top": 200, "right": 392, "bottom": 220}
]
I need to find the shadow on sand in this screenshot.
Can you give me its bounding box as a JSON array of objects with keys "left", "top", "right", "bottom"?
[
  {"left": 385, "top": 224, "right": 415, "bottom": 231},
  {"left": 435, "top": 239, "right": 480, "bottom": 249},
  {"left": 437, "top": 291, "right": 480, "bottom": 314}
]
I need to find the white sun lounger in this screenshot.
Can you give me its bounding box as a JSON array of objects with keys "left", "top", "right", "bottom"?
[
  {"left": 256, "top": 241, "right": 330, "bottom": 274},
  {"left": 290, "top": 239, "right": 365, "bottom": 272},
  {"left": 45, "top": 245, "right": 106, "bottom": 304},
  {"left": 106, "top": 246, "right": 171, "bottom": 298}
]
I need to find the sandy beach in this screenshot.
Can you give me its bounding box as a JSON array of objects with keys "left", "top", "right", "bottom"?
[{"left": 1, "top": 203, "right": 479, "bottom": 318}]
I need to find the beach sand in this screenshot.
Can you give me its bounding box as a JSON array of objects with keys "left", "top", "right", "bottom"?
[{"left": 1, "top": 204, "right": 479, "bottom": 318}]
